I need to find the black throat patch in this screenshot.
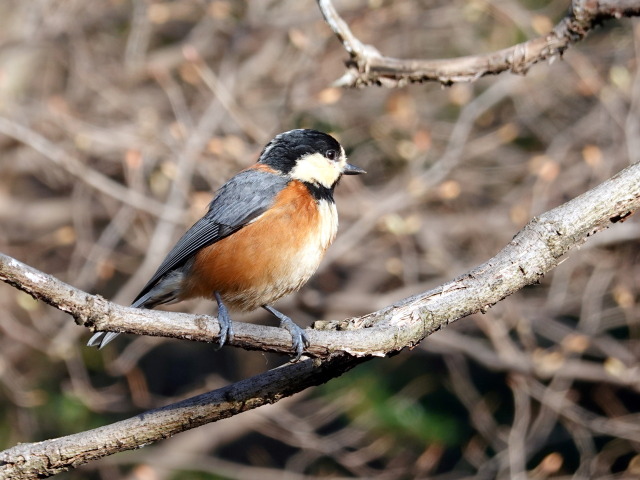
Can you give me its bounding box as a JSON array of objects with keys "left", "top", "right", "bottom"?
[{"left": 303, "top": 181, "right": 335, "bottom": 203}]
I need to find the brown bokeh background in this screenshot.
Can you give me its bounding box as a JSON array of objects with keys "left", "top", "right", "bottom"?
[{"left": 0, "top": 1, "right": 639, "bottom": 478}]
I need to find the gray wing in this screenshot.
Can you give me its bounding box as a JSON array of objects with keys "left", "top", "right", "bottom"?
[{"left": 132, "top": 168, "right": 289, "bottom": 305}]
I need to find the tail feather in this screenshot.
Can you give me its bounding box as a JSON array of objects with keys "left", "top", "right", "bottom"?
[
  {"left": 87, "top": 271, "right": 184, "bottom": 349},
  {"left": 87, "top": 331, "right": 120, "bottom": 349}
]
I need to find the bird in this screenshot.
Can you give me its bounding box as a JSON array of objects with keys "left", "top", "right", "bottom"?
[{"left": 87, "top": 129, "right": 365, "bottom": 360}]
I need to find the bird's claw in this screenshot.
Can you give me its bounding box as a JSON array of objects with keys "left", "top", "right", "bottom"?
[
  {"left": 214, "top": 292, "right": 234, "bottom": 350},
  {"left": 262, "top": 305, "right": 310, "bottom": 361},
  {"left": 279, "top": 316, "right": 310, "bottom": 362}
]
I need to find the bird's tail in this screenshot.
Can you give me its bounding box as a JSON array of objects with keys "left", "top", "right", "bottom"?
[
  {"left": 86, "top": 331, "right": 120, "bottom": 349},
  {"left": 86, "top": 295, "right": 146, "bottom": 349},
  {"left": 87, "top": 274, "right": 183, "bottom": 349}
]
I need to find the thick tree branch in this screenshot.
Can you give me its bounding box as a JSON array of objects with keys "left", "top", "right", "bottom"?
[
  {"left": 318, "top": 0, "right": 640, "bottom": 87},
  {"left": 0, "top": 161, "right": 639, "bottom": 478},
  {"left": 0, "top": 355, "right": 366, "bottom": 479}
]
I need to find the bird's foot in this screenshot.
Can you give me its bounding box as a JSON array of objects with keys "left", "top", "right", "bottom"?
[
  {"left": 215, "top": 292, "right": 234, "bottom": 350},
  {"left": 280, "top": 317, "right": 310, "bottom": 362},
  {"left": 263, "top": 305, "right": 309, "bottom": 361}
]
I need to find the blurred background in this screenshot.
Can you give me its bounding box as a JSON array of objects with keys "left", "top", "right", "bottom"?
[{"left": 0, "top": 0, "right": 639, "bottom": 478}]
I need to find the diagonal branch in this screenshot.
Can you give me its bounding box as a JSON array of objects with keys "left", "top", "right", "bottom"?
[
  {"left": 0, "top": 161, "right": 639, "bottom": 478},
  {"left": 317, "top": 0, "right": 640, "bottom": 87},
  {"left": 0, "top": 116, "right": 182, "bottom": 222},
  {"left": 0, "top": 354, "right": 366, "bottom": 479}
]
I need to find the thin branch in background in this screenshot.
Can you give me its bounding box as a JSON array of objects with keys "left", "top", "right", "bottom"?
[
  {"left": 0, "top": 117, "right": 182, "bottom": 222},
  {"left": 317, "top": 0, "right": 640, "bottom": 87}
]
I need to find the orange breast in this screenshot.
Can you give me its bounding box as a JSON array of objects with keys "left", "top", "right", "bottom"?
[{"left": 183, "top": 181, "right": 335, "bottom": 311}]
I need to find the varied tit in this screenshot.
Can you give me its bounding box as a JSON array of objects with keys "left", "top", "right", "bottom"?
[{"left": 88, "top": 129, "right": 365, "bottom": 360}]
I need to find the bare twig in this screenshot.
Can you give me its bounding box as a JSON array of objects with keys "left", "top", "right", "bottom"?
[
  {"left": 0, "top": 160, "right": 638, "bottom": 478},
  {"left": 0, "top": 116, "right": 182, "bottom": 222},
  {"left": 317, "top": 0, "right": 640, "bottom": 87}
]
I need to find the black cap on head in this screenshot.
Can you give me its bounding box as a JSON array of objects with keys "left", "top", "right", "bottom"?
[{"left": 259, "top": 129, "right": 343, "bottom": 174}]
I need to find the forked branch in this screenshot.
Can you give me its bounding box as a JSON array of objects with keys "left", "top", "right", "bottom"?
[{"left": 318, "top": 0, "right": 640, "bottom": 87}]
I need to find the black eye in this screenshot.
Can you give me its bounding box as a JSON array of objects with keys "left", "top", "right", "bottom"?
[{"left": 326, "top": 149, "right": 337, "bottom": 161}]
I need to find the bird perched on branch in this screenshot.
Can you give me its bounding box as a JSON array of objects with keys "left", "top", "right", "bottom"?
[{"left": 88, "top": 129, "right": 365, "bottom": 360}]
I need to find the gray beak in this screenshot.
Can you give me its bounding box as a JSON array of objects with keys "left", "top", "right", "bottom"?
[{"left": 343, "top": 163, "right": 366, "bottom": 175}]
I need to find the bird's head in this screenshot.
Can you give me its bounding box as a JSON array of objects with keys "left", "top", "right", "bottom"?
[{"left": 258, "top": 129, "right": 365, "bottom": 189}]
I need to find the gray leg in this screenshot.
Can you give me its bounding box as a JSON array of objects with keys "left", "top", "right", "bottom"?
[
  {"left": 215, "top": 292, "right": 234, "bottom": 349},
  {"left": 262, "top": 305, "right": 309, "bottom": 361}
]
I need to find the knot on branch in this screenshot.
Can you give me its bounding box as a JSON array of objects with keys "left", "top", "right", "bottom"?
[{"left": 81, "top": 294, "right": 111, "bottom": 329}]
